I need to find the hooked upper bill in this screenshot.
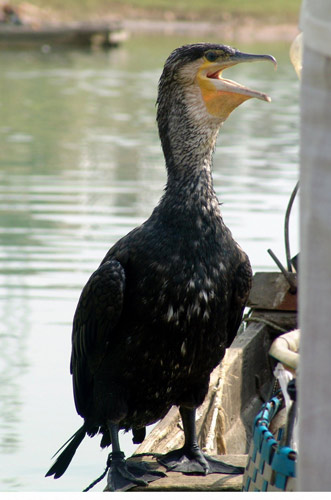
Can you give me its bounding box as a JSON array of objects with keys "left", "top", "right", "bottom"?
[{"left": 203, "top": 50, "right": 277, "bottom": 103}]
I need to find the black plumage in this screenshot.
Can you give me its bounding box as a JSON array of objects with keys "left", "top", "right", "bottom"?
[{"left": 46, "top": 43, "right": 275, "bottom": 491}]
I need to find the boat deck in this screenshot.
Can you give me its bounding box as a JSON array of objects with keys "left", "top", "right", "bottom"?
[{"left": 105, "top": 454, "right": 247, "bottom": 492}]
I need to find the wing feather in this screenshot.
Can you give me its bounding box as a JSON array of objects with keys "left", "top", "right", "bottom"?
[
  {"left": 226, "top": 256, "right": 252, "bottom": 347},
  {"left": 70, "top": 260, "right": 126, "bottom": 416}
]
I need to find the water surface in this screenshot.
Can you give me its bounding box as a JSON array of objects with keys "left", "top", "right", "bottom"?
[{"left": 0, "top": 34, "right": 299, "bottom": 491}]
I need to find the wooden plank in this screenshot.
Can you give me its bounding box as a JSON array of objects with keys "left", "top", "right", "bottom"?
[
  {"left": 104, "top": 454, "right": 247, "bottom": 492},
  {"left": 247, "top": 272, "right": 297, "bottom": 311},
  {"left": 249, "top": 310, "right": 297, "bottom": 334}
]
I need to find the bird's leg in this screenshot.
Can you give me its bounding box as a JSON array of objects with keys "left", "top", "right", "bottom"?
[
  {"left": 106, "top": 422, "right": 165, "bottom": 492},
  {"left": 157, "top": 407, "right": 244, "bottom": 475}
]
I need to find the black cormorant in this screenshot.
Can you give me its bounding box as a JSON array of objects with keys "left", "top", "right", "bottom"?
[{"left": 46, "top": 43, "right": 276, "bottom": 491}]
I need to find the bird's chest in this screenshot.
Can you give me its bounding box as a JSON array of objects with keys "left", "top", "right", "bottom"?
[
  {"left": 137, "top": 237, "right": 232, "bottom": 348},
  {"left": 157, "top": 262, "right": 225, "bottom": 328},
  {"left": 114, "top": 230, "right": 236, "bottom": 412},
  {"left": 131, "top": 257, "right": 229, "bottom": 393},
  {"left": 120, "top": 221, "right": 236, "bottom": 372}
]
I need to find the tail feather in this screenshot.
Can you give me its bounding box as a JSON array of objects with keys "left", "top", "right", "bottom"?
[{"left": 46, "top": 425, "right": 86, "bottom": 479}]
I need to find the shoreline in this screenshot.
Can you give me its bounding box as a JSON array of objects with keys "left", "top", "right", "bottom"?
[
  {"left": 7, "top": 3, "right": 299, "bottom": 43},
  {"left": 120, "top": 18, "right": 299, "bottom": 42}
]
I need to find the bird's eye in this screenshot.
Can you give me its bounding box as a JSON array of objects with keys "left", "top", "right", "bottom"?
[{"left": 205, "top": 51, "right": 218, "bottom": 62}]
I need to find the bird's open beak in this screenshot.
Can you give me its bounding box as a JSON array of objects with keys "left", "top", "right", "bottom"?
[{"left": 206, "top": 51, "right": 277, "bottom": 103}]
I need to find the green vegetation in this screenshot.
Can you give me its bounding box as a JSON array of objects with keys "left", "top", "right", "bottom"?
[{"left": 11, "top": 0, "right": 301, "bottom": 23}]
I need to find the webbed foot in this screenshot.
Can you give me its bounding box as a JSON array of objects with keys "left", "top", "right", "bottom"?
[
  {"left": 106, "top": 451, "right": 166, "bottom": 492},
  {"left": 157, "top": 445, "right": 244, "bottom": 475}
]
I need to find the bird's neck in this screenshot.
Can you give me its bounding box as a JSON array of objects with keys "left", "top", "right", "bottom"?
[
  {"left": 157, "top": 93, "right": 223, "bottom": 221},
  {"left": 164, "top": 147, "right": 218, "bottom": 208},
  {"left": 157, "top": 142, "right": 223, "bottom": 228}
]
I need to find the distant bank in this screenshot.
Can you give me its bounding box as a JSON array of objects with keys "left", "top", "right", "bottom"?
[
  {"left": 7, "top": 1, "right": 300, "bottom": 42},
  {"left": 9, "top": 0, "right": 301, "bottom": 23},
  {"left": 120, "top": 18, "right": 299, "bottom": 42}
]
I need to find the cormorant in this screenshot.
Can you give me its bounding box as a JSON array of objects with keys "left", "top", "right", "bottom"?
[{"left": 46, "top": 43, "right": 276, "bottom": 491}]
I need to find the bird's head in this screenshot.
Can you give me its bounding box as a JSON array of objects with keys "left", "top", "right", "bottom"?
[
  {"left": 156, "top": 43, "right": 276, "bottom": 175},
  {"left": 157, "top": 43, "right": 276, "bottom": 125}
]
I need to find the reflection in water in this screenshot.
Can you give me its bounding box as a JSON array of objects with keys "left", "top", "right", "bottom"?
[
  {"left": 0, "top": 294, "right": 29, "bottom": 454},
  {"left": 0, "top": 36, "right": 299, "bottom": 491}
]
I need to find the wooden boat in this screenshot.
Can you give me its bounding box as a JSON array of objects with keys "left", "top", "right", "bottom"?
[{"left": 0, "top": 21, "right": 126, "bottom": 48}]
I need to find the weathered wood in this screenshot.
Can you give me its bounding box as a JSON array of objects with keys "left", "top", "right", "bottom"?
[
  {"left": 104, "top": 454, "right": 247, "bottom": 492},
  {"left": 249, "top": 309, "right": 297, "bottom": 334},
  {"left": 247, "top": 272, "right": 297, "bottom": 311}
]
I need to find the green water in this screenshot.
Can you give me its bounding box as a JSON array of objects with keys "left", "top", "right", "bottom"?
[{"left": 0, "top": 35, "right": 299, "bottom": 491}]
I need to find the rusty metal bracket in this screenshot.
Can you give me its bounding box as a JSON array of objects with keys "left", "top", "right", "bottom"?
[{"left": 267, "top": 249, "right": 297, "bottom": 294}]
